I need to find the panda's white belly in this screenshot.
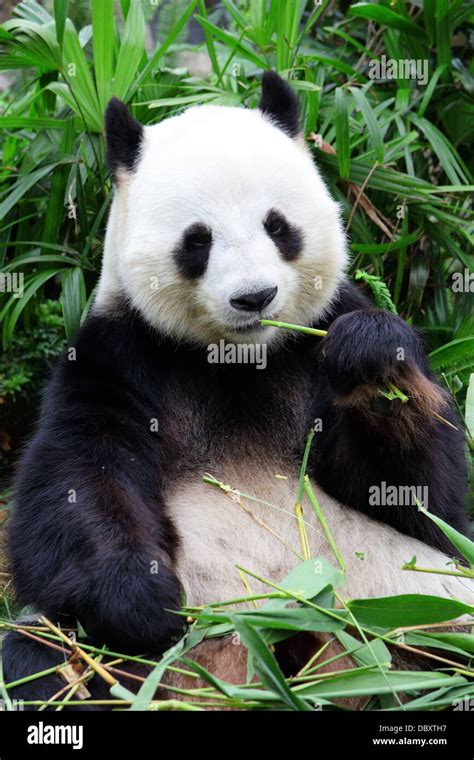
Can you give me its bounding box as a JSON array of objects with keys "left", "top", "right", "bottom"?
[{"left": 166, "top": 459, "right": 473, "bottom": 608}]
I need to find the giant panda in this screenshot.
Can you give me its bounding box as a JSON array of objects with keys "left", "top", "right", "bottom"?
[{"left": 3, "top": 72, "right": 472, "bottom": 709}]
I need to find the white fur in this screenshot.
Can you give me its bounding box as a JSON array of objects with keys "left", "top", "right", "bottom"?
[
  {"left": 168, "top": 461, "right": 473, "bottom": 608},
  {"left": 95, "top": 104, "right": 347, "bottom": 346}
]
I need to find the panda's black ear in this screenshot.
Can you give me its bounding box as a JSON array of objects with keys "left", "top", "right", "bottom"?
[
  {"left": 258, "top": 71, "right": 300, "bottom": 137},
  {"left": 105, "top": 97, "right": 143, "bottom": 178}
]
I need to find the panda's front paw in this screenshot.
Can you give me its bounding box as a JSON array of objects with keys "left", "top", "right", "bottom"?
[
  {"left": 322, "top": 309, "right": 447, "bottom": 423},
  {"left": 323, "top": 309, "right": 417, "bottom": 394}
]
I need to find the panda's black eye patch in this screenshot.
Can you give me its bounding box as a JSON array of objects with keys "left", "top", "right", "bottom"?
[
  {"left": 185, "top": 225, "right": 212, "bottom": 249},
  {"left": 263, "top": 209, "right": 302, "bottom": 261},
  {"left": 174, "top": 223, "right": 212, "bottom": 279}
]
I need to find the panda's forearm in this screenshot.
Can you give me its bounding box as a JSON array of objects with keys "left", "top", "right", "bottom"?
[
  {"left": 328, "top": 371, "right": 457, "bottom": 449},
  {"left": 312, "top": 402, "right": 469, "bottom": 551},
  {"left": 9, "top": 428, "right": 184, "bottom": 650}
]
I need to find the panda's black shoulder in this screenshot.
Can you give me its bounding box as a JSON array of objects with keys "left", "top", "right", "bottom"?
[
  {"left": 37, "top": 303, "right": 163, "bottom": 430},
  {"left": 40, "top": 301, "right": 208, "bottom": 427}
]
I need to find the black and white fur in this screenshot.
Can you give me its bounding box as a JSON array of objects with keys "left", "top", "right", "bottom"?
[{"left": 3, "top": 73, "right": 471, "bottom": 706}]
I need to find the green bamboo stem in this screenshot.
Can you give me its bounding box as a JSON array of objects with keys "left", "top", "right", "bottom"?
[
  {"left": 233, "top": 565, "right": 467, "bottom": 672},
  {"left": 260, "top": 319, "right": 328, "bottom": 337},
  {"left": 303, "top": 476, "right": 347, "bottom": 572},
  {"left": 294, "top": 427, "right": 316, "bottom": 560},
  {"left": 296, "top": 427, "right": 316, "bottom": 504},
  {"left": 0, "top": 643, "right": 13, "bottom": 709},
  {"left": 386, "top": 381, "right": 409, "bottom": 403},
  {"left": 5, "top": 666, "right": 58, "bottom": 690},
  {"left": 17, "top": 699, "right": 206, "bottom": 710},
  {"left": 402, "top": 564, "right": 474, "bottom": 579},
  {"left": 0, "top": 622, "right": 180, "bottom": 671},
  {"left": 184, "top": 592, "right": 287, "bottom": 610}
]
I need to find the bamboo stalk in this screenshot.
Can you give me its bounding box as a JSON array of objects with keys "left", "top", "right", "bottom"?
[
  {"left": 40, "top": 616, "right": 117, "bottom": 688},
  {"left": 203, "top": 474, "right": 303, "bottom": 559},
  {"left": 260, "top": 319, "right": 328, "bottom": 337},
  {"left": 303, "top": 476, "right": 346, "bottom": 571}
]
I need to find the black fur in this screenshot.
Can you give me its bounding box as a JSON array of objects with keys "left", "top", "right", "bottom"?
[
  {"left": 173, "top": 222, "right": 213, "bottom": 279},
  {"left": 105, "top": 97, "right": 143, "bottom": 178},
  {"left": 264, "top": 209, "right": 303, "bottom": 261},
  {"left": 259, "top": 71, "right": 300, "bottom": 137}
]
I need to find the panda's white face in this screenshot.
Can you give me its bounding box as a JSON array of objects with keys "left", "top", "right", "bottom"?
[{"left": 97, "top": 103, "right": 348, "bottom": 347}]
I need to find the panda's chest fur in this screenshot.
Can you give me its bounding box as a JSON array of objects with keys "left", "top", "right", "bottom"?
[
  {"left": 166, "top": 457, "right": 314, "bottom": 606},
  {"left": 156, "top": 356, "right": 320, "bottom": 605},
  {"left": 162, "top": 448, "right": 466, "bottom": 609},
  {"left": 158, "top": 353, "right": 317, "bottom": 478}
]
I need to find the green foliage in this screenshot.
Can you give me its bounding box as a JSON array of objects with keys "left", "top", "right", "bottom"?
[
  {"left": 355, "top": 270, "right": 397, "bottom": 313},
  {"left": 0, "top": 299, "right": 65, "bottom": 401},
  {"left": 0, "top": 299, "right": 65, "bottom": 470},
  {"left": 126, "top": 521, "right": 474, "bottom": 710}
]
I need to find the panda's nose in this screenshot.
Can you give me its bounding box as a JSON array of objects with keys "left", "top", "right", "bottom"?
[{"left": 230, "top": 286, "right": 278, "bottom": 312}]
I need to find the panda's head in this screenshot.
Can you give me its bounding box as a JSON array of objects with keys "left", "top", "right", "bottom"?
[{"left": 96, "top": 72, "right": 348, "bottom": 347}]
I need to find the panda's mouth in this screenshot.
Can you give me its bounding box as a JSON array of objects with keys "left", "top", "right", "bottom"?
[
  {"left": 233, "top": 320, "right": 262, "bottom": 333},
  {"left": 231, "top": 313, "right": 279, "bottom": 333}
]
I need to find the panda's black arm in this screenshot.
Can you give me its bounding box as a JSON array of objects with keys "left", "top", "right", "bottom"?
[
  {"left": 310, "top": 280, "right": 469, "bottom": 553},
  {"left": 8, "top": 315, "right": 185, "bottom": 652}
]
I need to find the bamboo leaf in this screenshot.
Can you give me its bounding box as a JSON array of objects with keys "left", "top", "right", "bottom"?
[
  {"left": 61, "top": 267, "right": 86, "bottom": 340},
  {"left": 350, "top": 86, "right": 384, "bottom": 163},
  {"left": 347, "top": 595, "right": 472, "bottom": 628},
  {"left": 62, "top": 19, "right": 102, "bottom": 132},
  {"left": 92, "top": 0, "right": 114, "bottom": 112},
  {"left": 298, "top": 670, "right": 464, "bottom": 700},
  {"left": 417, "top": 508, "right": 474, "bottom": 567},
  {"left": 466, "top": 373, "right": 474, "bottom": 441},
  {"left": 429, "top": 337, "right": 474, "bottom": 374},
  {"left": 349, "top": 3, "right": 427, "bottom": 39},
  {"left": 54, "top": 0, "right": 69, "bottom": 46},
  {"left": 0, "top": 162, "right": 64, "bottom": 220},
  {"left": 335, "top": 87, "right": 350, "bottom": 178},
  {"left": 232, "top": 617, "right": 312, "bottom": 710},
  {"left": 418, "top": 65, "right": 448, "bottom": 118},
  {"left": 195, "top": 16, "right": 268, "bottom": 70},
  {"left": 112, "top": 0, "right": 145, "bottom": 102},
  {"left": 0, "top": 116, "right": 69, "bottom": 129},
  {"left": 42, "top": 118, "right": 75, "bottom": 253},
  {"left": 131, "top": 0, "right": 198, "bottom": 95},
  {"left": 2, "top": 269, "right": 62, "bottom": 347}
]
